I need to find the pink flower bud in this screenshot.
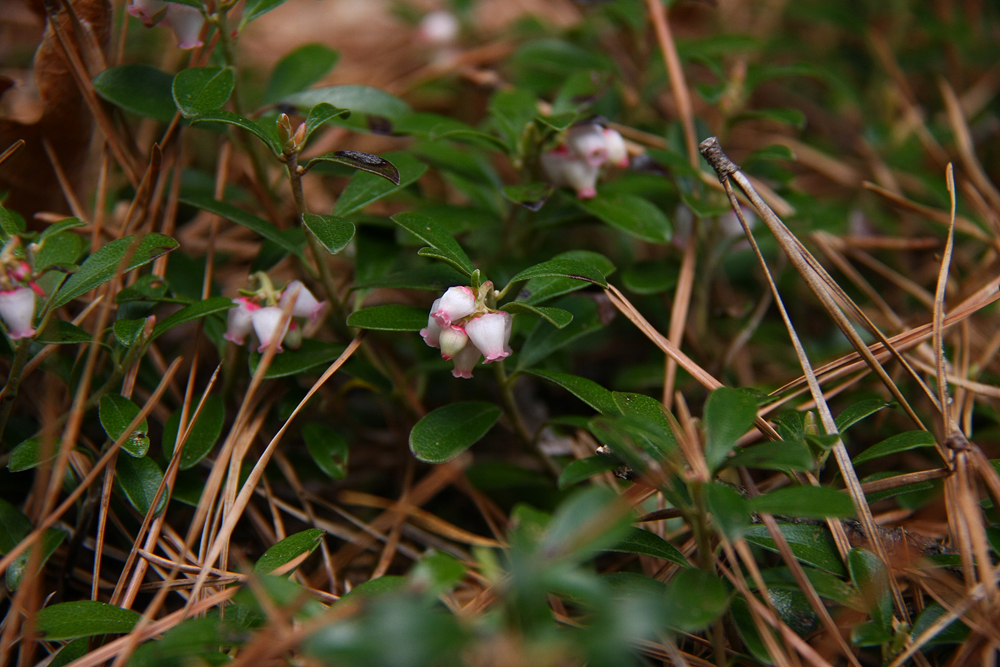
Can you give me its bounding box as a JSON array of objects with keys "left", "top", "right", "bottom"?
[
  {"left": 0, "top": 287, "right": 37, "bottom": 340},
  {"left": 602, "top": 128, "right": 629, "bottom": 168},
  {"left": 465, "top": 311, "right": 512, "bottom": 363},
  {"left": 420, "top": 298, "right": 443, "bottom": 348},
  {"left": 566, "top": 124, "right": 608, "bottom": 167},
  {"left": 432, "top": 286, "right": 476, "bottom": 327},
  {"left": 451, "top": 343, "right": 481, "bottom": 379},
  {"left": 127, "top": 0, "right": 168, "bottom": 26},
  {"left": 223, "top": 297, "right": 257, "bottom": 345},
  {"left": 9, "top": 261, "right": 31, "bottom": 282},
  {"left": 251, "top": 306, "right": 290, "bottom": 353},
  {"left": 163, "top": 4, "right": 204, "bottom": 49},
  {"left": 541, "top": 151, "right": 600, "bottom": 200},
  {"left": 279, "top": 280, "right": 326, "bottom": 322},
  {"left": 438, "top": 325, "right": 468, "bottom": 361}
]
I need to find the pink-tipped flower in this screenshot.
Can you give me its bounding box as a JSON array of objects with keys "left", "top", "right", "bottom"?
[
  {"left": 420, "top": 298, "right": 443, "bottom": 348},
  {"left": 566, "top": 124, "right": 608, "bottom": 167},
  {"left": 418, "top": 10, "right": 460, "bottom": 45},
  {"left": 250, "top": 306, "right": 290, "bottom": 353},
  {"left": 127, "top": 0, "right": 167, "bottom": 26},
  {"left": 223, "top": 297, "right": 257, "bottom": 345},
  {"left": 603, "top": 128, "right": 629, "bottom": 167},
  {"left": 279, "top": 280, "right": 326, "bottom": 322},
  {"left": 465, "top": 312, "right": 512, "bottom": 363},
  {"left": 541, "top": 150, "right": 600, "bottom": 200},
  {"left": 0, "top": 287, "right": 36, "bottom": 340},
  {"left": 163, "top": 4, "right": 205, "bottom": 49},
  {"left": 438, "top": 325, "right": 468, "bottom": 361},
  {"left": 432, "top": 286, "right": 476, "bottom": 326},
  {"left": 451, "top": 343, "right": 481, "bottom": 379}
]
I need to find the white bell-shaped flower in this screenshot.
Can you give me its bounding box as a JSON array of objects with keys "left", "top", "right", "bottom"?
[
  {"left": 438, "top": 325, "right": 468, "bottom": 361},
  {"left": 419, "top": 10, "right": 460, "bottom": 45},
  {"left": 279, "top": 280, "right": 326, "bottom": 322},
  {"left": 465, "top": 312, "right": 512, "bottom": 363},
  {"left": 566, "top": 124, "right": 608, "bottom": 167},
  {"left": 541, "top": 150, "right": 600, "bottom": 200},
  {"left": 164, "top": 4, "right": 205, "bottom": 49},
  {"left": 0, "top": 287, "right": 36, "bottom": 340},
  {"left": 420, "top": 298, "right": 443, "bottom": 348},
  {"left": 223, "top": 297, "right": 257, "bottom": 345},
  {"left": 451, "top": 343, "right": 481, "bottom": 379},
  {"left": 127, "top": 0, "right": 167, "bottom": 26},
  {"left": 603, "top": 128, "right": 629, "bottom": 167},
  {"left": 250, "top": 306, "right": 290, "bottom": 353},
  {"left": 432, "top": 286, "right": 476, "bottom": 326}
]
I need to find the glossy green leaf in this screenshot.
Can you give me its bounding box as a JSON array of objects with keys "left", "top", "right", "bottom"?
[
  {"left": 8, "top": 528, "right": 65, "bottom": 590},
  {"left": 724, "top": 440, "right": 814, "bottom": 471},
  {"left": 172, "top": 67, "right": 234, "bottom": 117},
  {"left": 500, "top": 302, "right": 573, "bottom": 329},
  {"left": 519, "top": 250, "right": 615, "bottom": 306},
  {"left": 47, "top": 639, "right": 88, "bottom": 667},
  {"left": 390, "top": 211, "right": 475, "bottom": 275},
  {"left": 541, "top": 486, "right": 631, "bottom": 561},
  {"left": 731, "top": 595, "right": 773, "bottom": 664},
  {"left": 33, "top": 231, "right": 82, "bottom": 271},
  {"left": 758, "top": 566, "right": 858, "bottom": 607},
  {"left": 910, "top": 603, "right": 970, "bottom": 646},
  {"left": 409, "top": 402, "right": 501, "bottom": 463},
  {"left": 308, "top": 151, "right": 399, "bottom": 184},
  {"left": 622, "top": 261, "right": 679, "bottom": 295},
  {"left": 0, "top": 498, "right": 31, "bottom": 552},
  {"left": 502, "top": 183, "right": 554, "bottom": 211},
  {"left": 506, "top": 258, "right": 607, "bottom": 289},
  {"left": 848, "top": 548, "right": 892, "bottom": 632},
  {"left": 523, "top": 369, "right": 619, "bottom": 415},
  {"left": 99, "top": 394, "right": 149, "bottom": 457},
  {"left": 92, "top": 64, "right": 176, "bottom": 122},
  {"left": 163, "top": 395, "right": 225, "bottom": 470},
  {"left": 835, "top": 399, "right": 891, "bottom": 432},
  {"left": 745, "top": 523, "right": 847, "bottom": 576},
  {"left": 52, "top": 233, "right": 178, "bottom": 309},
  {"left": 38, "top": 217, "right": 86, "bottom": 242},
  {"left": 612, "top": 391, "right": 676, "bottom": 457},
  {"left": 36, "top": 601, "right": 140, "bottom": 641},
  {"left": 852, "top": 430, "right": 936, "bottom": 465},
  {"left": 282, "top": 85, "right": 411, "bottom": 121},
  {"left": 748, "top": 486, "right": 855, "bottom": 519},
  {"left": 558, "top": 455, "right": 618, "bottom": 488},
  {"left": 240, "top": 0, "right": 288, "bottom": 26},
  {"left": 34, "top": 320, "right": 90, "bottom": 345},
  {"left": 189, "top": 110, "right": 278, "bottom": 152},
  {"left": 703, "top": 387, "right": 758, "bottom": 473},
  {"left": 352, "top": 265, "right": 467, "bottom": 291},
  {"left": 393, "top": 113, "right": 507, "bottom": 149},
  {"left": 577, "top": 193, "right": 672, "bottom": 244},
  {"left": 304, "top": 103, "right": 352, "bottom": 140},
  {"left": 248, "top": 339, "right": 347, "bottom": 378},
  {"left": 116, "top": 454, "right": 166, "bottom": 516},
  {"left": 302, "top": 213, "right": 355, "bottom": 255},
  {"left": 180, "top": 194, "right": 303, "bottom": 258},
  {"left": 663, "top": 568, "right": 729, "bottom": 632},
  {"left": 516, "top": 295, "right": 602, "bottom": 370},
  {"left": 335, "top": 152, "right": 428, "bottom": 217},
  {"left": 114, "top": 318, "right": 145, "bottom": 347},
  {"left": 706, "top": 482, "right": 750, "bottom": 541},
  {"left": 303, "top": 423, "right": 349, "bottom": 480},
  {"left": 152, "top": 297, "right": 233, "bottom": 340},
  {"left": 254, "top": 529, "right": 324, "bottom": 575},
  {"left": 127, "top": 617, "right": 234, "bottom": 667},
  {"left": 851, "top": 621, "right": 892, "bottom": 647},
  {"left": 347, "top": 304, "right": 427, "bottom": 331},
  {"left": 607, "top": 527, "right": 688, "bottom": 566},
  {"left": 263, "top": 43, "right": 339, "bottom": 104},
  {"left": 7, "top": 438, "right": 58, "bottom": 472},
  {"left": 488, "top": 88, "right": 536, "bottom": 153}
]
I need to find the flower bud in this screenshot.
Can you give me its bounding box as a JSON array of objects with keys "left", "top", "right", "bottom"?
[
  {"left": 0, "top": 287, "right": 36, "bottom": 340},
  {"left": 602, "top": 128, "right": 629, "bottom": 168},
  {"left": 284, "top": 321, "right": 303, "bottom": 350},
  {"left": 290, "top": 122, "right": 307, "bottom": 151},
  {"left": 420, "top": 298, "right": 443, "bottom": 348},
  {"left": 451, "top": 343, "right": 481, "bottom": 379},
  {"left": 432, "top": 286, "right": 476, "bottom": 326},
  {"left": 279, "top": 280, "right": 326, "bottom": 322},
  {"left": 250, "top": 306, "right": 290, "bottom": 353},
  {"left": 566, "top": 124, "right": 608, "bottom": 167},
  {"left": 438, "top": 325, "right": 468, "bottom": 361},
  {"left": 223, "top": 297, "right": 257, "bottom": 345},
  {"left": 465, "top": 311, "right": 512, "bottom": 363},
  {"left": 277, "top": 114, "right": 293, "bottom": 145}
]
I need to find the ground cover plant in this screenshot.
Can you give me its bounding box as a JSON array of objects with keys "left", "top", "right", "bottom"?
[{"left": 0, "top": 0, "right": 998, "bottom": 664}]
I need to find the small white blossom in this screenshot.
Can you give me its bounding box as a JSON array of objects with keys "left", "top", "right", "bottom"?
[
  {"left": 438, "top": 325, "right": 468, "bottom": 361},
  {"left": 163, "top": 4, "right": 205, "bottom": 49},
  {"left": 451, "top": 343, "right": 481, "bottom": 379},
  {"left": 541, "top": 150, "right": 600, "bottom": 200},
  {"left": 0, "top": 287, "right": 36, "bottom": 340},
  {"left": 432, "top": 286, "right": 476, "bottom": 326},
  {"left": 420, "top": 298, "right": 443, "bottom": 348},
  {"left": 223, "top": 297, "right": 257, "bottom": 345},
  {"left": 602, "top": 128, "right": 629, "bottom": 167},
  {"left": 279, "top": 280, "right": 326, "bottom": 322},
  {"left": 418, "top": 10, "right": 460, "bottom": 45},
  {"left": 250, "top": 306, "right": 290, "bottom": 353},
  {"left": 566, "top": 124, "right": 608, "bottom": 167},
  {"left": 465, "top": 312, "right": 512, "bottom": 363}
]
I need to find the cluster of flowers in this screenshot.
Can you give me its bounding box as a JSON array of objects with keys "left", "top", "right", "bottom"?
[
  {"left": 420, "top": 284, "right": 512, "bottom": 379},
  {"left": 540, "top": 122, "right": 630, "bottom": 200},
  {"left": 224, "top": 280, "right": 325, "bottom": 353},
  {"left": 0, "top": 259, "right": 42, "bottom": 341},
  {"left": 128, "top": 0, "right": 205, "bottom": 50}
]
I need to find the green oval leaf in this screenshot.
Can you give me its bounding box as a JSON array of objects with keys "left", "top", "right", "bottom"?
[
  {"left": 36, "top": 601, "right": 140, "bottom": 641},
  {"left": 505, "top": 258, "right": 607, "bottom": 289},
  {"left": 99, "top": 394, "right": 149, "bottom": 457},
  {"left": 7, "top": 438, "right": 58, "bottom": 472},
  {"left": 745, "top": 523, "right": 847, "bottom": 576},
  {"left": 334, "top": 152, "right": 427, "bottom": 217},
  {"left": 523, "top": 368, "right": 619, "bottom": 416},
  {"left": 308, "top": 151, "right": 399, "bottom": 185},
  {"left": 173, "top": 66, "right": 234, "bottom": 117},
  {"left": 724, "top": 440, "right": 815, "bottom": 471},
  {"left": 558, "top": 455, "right": 618, "bottom": 488},
  {"left": 116, "top": 454, "right": 166, "bottom": 516},
  {"left": 748, "top": 486, "right": 856, "bottom": 519},
  {"left": 34, "top": 231, "right": 82, "bottom": 271},
  {"left": 304, "top": 103, "right": 352, "bottom": 140},
  {"left": 500, "top": 302, "right": 573, "bottom": 329},
  {"left": 703, "top": 387, "right": 758, "bottom": 473},
  {"left": 502, "top": 182, "right": 554, "bottom": 211},
  {"left": 263, "top": 43, "right": 340, "bottom": 105},
  {"left": 663, "top": 568, "right": 729, "bottom": 632},
  {"left": 282, "top": 85, "right": 411, "bottom": 121},
  {"left": 852, "top": 430, "right": 936, "bottom": 465},
  {"left": 706, "top": 482, "right": 750, "bottom": 541},
  {"left": 409, "top": 402, "right": 502, "bottom": 463},
  {"left": 622, "top": 261, "right": 679, "bottom": 295},
  {"left": 607, "top": 527, "right": 688, "bottom": 566},
  {"left": 848, "top": 548, "right": 892, "bottom": 632},
  {"left": 92, "top": 64, "right": 176, "bottom": 122},
  {"left": 390, "top": 211, "right": 475, "bottom": 276},
  {"left": 52, "top": 233, "right": 178, "bottom": 309},
  {"left": 835, "top": 399, "right": 892, "bottom": 432},
  {"left": 303, "top": 423, "right": 349, "bottom": 480},
  {"left": 302, "top": 213, "right": 355, "bottom": 255},
  {"left": 189, "top": 110, "right": 279, "bottom": 153},
  {"left": 519, "top": 250, "right": 615, "bottom": 306},
  {"left": 152, "top": 296, "right": 234, "bottom": 341},
  {"left": 516, "top": 295, "right": 602, "bottom": 370},
  {"left": 8, "top": 528, "right": 65, "bottom": 590},
  {"left": 163, "top": 394, "right": 225, "bottom": 470},
  {"left": 34, "top": 320, "right": 90, "bottom": 345},
  {"left": 253, "top": 529, "right": 324, "bottom": 575},
  {"left": 577, "top": 193, "right": 672, "bottom": 244},
  {"left": 347, "top": 304, "right": 427, "bottom": 331}
]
